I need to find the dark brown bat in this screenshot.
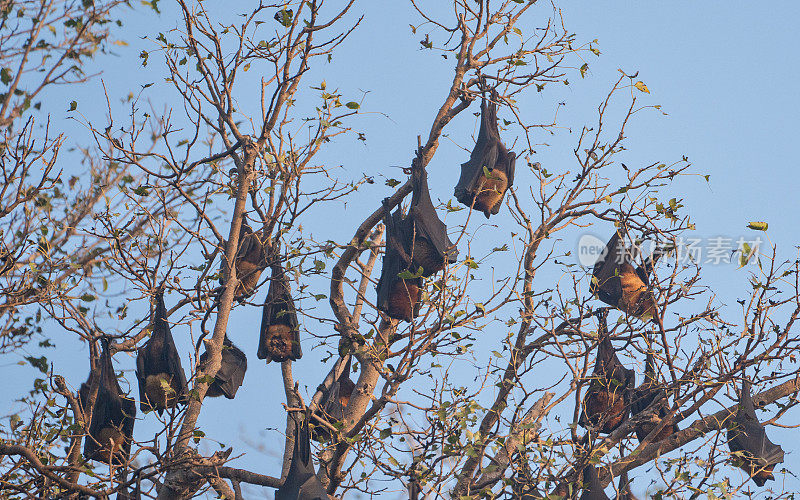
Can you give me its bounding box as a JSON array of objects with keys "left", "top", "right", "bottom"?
[
  {"left": 376, "top": 203, "right": 423, "bottom": 322},
  {"left": 226, "top": 221, "right": 267, "bottom": 298},
  {"left": 454, "top": 91, "right": 516, "bottom": 218},
  {"left": 631, "top": 351, "right": 678, "bottom": 443},
  {"left": 258, "top": 262, "right": 302, "bottom": 363},
  {"left": 580, "top": 308, "right": 635, "bottom": 434},
  {"left": 83, "top": 339, "right": 136, "bottom": 465},
  {"left": 727, "top": 379, "right": 784, "bottom": 486},
  {"left": 77, "top": 349, "right": 97, "bottom": 415},
  {"left": 275, "top": 413, "right": 328, "bottom": 500},
  {"left": 135, "top": 292, "right": 188, "bottom": 414},
  {"left": 590, "top": 230, "right": 662, "bottom": 322},
  {"left": 312, "top": 357, "right": 354, "bottom": 442},
  {"left": 580, "top": 465, "right": 610, "bottom": 500},
  {"left": 405, "top": 161, "right": 458, "bottom": 277},
  {"left": 200, "top": 336, "right": 247, "bottom": 399}
]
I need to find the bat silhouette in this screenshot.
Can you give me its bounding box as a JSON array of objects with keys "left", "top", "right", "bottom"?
[
  {"left": 312, "top": 357, "right": 355, "bottom": 442},
  {"left": 83, "top": 339, "right": 136, "bottom": 465},
  {"left": 631, "top": 351, "right": 678, "bottom": 443},
  {"left": 258, "top": 262, "right": 302, "bottom": 363},
  {"left": 77, "top": 346, "right": 98, "bottom": 415},
  {"left": 135, "top": 292, "right": 188, "bottom": 414},
  {"left": 276, "top": 413, "right": 328, "bottom": 500},
  {"left": 727, "top": 379, "right": 784, "bottom": 486},
  {"left": 580, "top": 308, "right": 635, "bottom": 434},
  {"left": 200, "top": 336, "right": 247, "bottom": 399},
  {"left": 405, "top": 161, "right": 458, "bottom": 277},
  {"left": 226, "top": 221, "right": 267, "bottom": 298},
  {"left": 376, "top": 204, "right": 423, "bottom": 322},
  {"left": 590, "top": 230, "right": 663, "bottom": 322},
  {"left": 454, "top": 91, "right": 516, "bottom": 218},
  {"left": 580, "top": 465, "right": 610, "bottom": 500}
]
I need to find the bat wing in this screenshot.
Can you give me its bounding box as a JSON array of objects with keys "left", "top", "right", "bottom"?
[
  {"left": 377, "top": 205, "right": 420, "bottom": 319},
  {"left": 591, "top": 231, "right": 631, "bottom": 307},
  {"left": 135, "top": 348, "right": 149, "bottom": 412},
  {"left": 216, "top": 339, "right": 247, "bottom": 399},
  {"left": 277, "top": 417, "right": 326, "bottom": 500},
  {"left": 409, "top": 165, "right": 458, "bottom": 270},
  {"left": 580, "top": 465, "right": 611, "bottom": 500},
  {"left": 258, "top": 264, "right": 302, "bottom": 362},
  {"left": 729, "top": 380, "right": 785, "bottom": 467}
]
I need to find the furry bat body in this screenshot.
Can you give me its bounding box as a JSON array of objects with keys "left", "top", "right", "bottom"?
[
  {"left": 591, "top": 230, "right": 662, "bottom": 322},
  {"left": 631, "top": 351, "right": 678, "bottom": 442},
  {"left": 454, "top": 93, "right": 516, "bottom": 218},
  {"left": 727, "top": 379, "right": 784, "bottom": 486},
  {"left": 580, "top": 308, "right": 635, "bottom": 434},
  {"left": 312, "top": 358, "right": 354, "bottom": 442},
  {"left": 200, "top": 337, "right": 247, "bottom": 399},
  {"left": 135, "top": 292, "right": 188, "bottom": 414},
  {"left": 258, "top": 262, "right": 302, "bottom": 363},
  {"left": 84, "top": 340, "right": 136, "bottom": 465}
]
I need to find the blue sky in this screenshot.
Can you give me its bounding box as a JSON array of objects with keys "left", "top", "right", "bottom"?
[{"left": 3, "top": 1, "right": 800, "bottom": 498}]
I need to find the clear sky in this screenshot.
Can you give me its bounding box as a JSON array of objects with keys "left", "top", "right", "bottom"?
[{"left": 3, "top": 1, "right": 800, "bottom": 498}]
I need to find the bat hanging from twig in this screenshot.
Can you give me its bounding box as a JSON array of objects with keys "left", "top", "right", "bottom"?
[
  {"left": 135, "top": 291, "right": 188, "bottom": 414},
  {"left": 580, "top": 308, "right": 635, "bottom": 434},
  {"left": 83, "top": 339, "right": 136, "bottom": 465},
  {"left": 726, "top": 378, "right": 785, "bottom": 486},
  {"left": 454, "top": 89, "right": 516, "bottom": 218},
  {"left": 275, "top": 412, "right": 328, "bottom": 500},
  {"left": 631, "top": 349, "right": 678, "bottom": 443},
  {"left": 258, "top": 261, "right": 302, "bottom": 363},
  {"left": 200, "top": 336, "right": 247, "bottom": 399}
]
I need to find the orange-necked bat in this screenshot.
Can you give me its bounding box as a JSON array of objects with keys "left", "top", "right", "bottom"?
[
  {"left": 83, "top": 339, "right": 136, "bottom": 465},
  {"left": 258, "top": 262, "right": 302, "bottom": 363},
  {"left": 313, "top": 357, "right": 354, "bottom": 442},
  {"left": 226, "top": 221, "right": 267, "bottom": 298},
  {"left": 275, "top": 414, "right": 328, "bottom": 500},
  {"left": 454, "top": 91, "right": 516, "bottom": 218},
  {"left": 580, "top": 308, "right": 635, "bottom": 434},
  {"left": 579, "top": 465, "right": 611, "bottom": 500},
  {"left": 631, "top": 351, "right": 678, "bottom": 443},
  {"left": 406, "top": 161, "right": 458, "bottom": 277},
  {"left": 590, "top": 230, "right": 662, "bottom": 322},
  {"left": 377, "top": 203, "right": 423, "bottom": 322},
  {"left": 135, "top": 292, "right": 188, "bottom": 414},
  {"left": 727, "top": 379, "right": 784, "bottom": 486},
  {"left": 200, "top": 336, "right": 247, "bottom": 399}
]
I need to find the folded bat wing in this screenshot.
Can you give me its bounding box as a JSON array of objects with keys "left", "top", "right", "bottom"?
[{"left": 276, "top": 416, "right": 328, "bottom": 500}]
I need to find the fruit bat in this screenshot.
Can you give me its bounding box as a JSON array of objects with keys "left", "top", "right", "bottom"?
[
  {"left": 590, "top": 230, "right": 661, "bottom": 322},
  {"left": 454, "top": 91, "right": 516, "bottom": 218},
  {"left": 275, "top": 414, "right": 328, "bottom": 500},
  {"left": 405, "top": 162, "right": 458, "bottom": 277},
  {"left": 580, "top": 308, "right": 635, "bottom": 434},
  {"left": 376, "top": 203, "right": 423, "bottom": 322},
  {"left": 226, "top": 221, "right": 267, "bottom": 298},
  {"left": 258, "top": 262, "right": 302, "bottom": 363},
  {"left": 726, "top": 379, "right": 784, "bottom": 486},
  {"left": 631, "top": 351, "right": 678, "bottom": 443},
  {"left": 77, "top": 359, "right": 97, "bottom": 416},
  {"left": 580, "top": 465, "right": 610, "bottom": 500},
  {"left": 83, "top": 340, "right": 136, "bottom": 465},
  {"left": 200, "top": 336, "right": 247, "bottom": 399},
  {"left": 312, "top": 357, "right": 355, "bottom": 442},
  {"left": 135, "top": 292, "right": 188, "bottom": 414}
]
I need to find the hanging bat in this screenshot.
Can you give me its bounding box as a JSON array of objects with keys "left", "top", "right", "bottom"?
[
  {"left": 83, "top": 339, "right": 136, "bottom": 465},
  {"left": 200, "top": 336, "right": 247, "bottom": 399},
  {"left": 454, "top": 91, "right": 516, "bottom": 218},
  {"left": 631, "top": 351, "right": 678, "bottom": 442},
  {"left": 580, "top": 308, "right": 635, "bottom": 434},
  {"left": 405, "top": 161, "right": 458, "bottom": 277},
  {"left": 275, "top": 413, "right": 328, "bottom": 500},
  {"left": 590, "top": 229, "right": 663, "bottom": 322},
  {"left": 135, "top": 291, "right": 188, "bottom": 414},
  {"left": 223, "top": 221, "right": 267, "bottom": 298},
  {"left": 580, "top": 465, "right": 611, "bottom": 500},
  {"left": 312, "top": 357, "right": 355, "bottom": 442},
  {"left": 258, "top": 262, "right": 302, "bottom": 363},
  {"left": 77, "top": 347, "right": 98, "bottom": 415},
  {"left": 376, "top": 203, "right": 423, "bottom": 322},
  {"left": 727, "top": 379, "right": 784, "bottom": 486}
]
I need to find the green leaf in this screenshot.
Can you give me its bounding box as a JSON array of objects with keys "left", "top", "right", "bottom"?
[
  {"left": 68, "top": 101, "right": 77, "bottom": 111},
  {"left": 746, "top": 221, "right": 768, "bottom": 231},
  {"left": 0, "top": 68, "right": 12, "bottom": 85},
  {"left": 345, "top": 101, "right": 360, "bottom": 110}
]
